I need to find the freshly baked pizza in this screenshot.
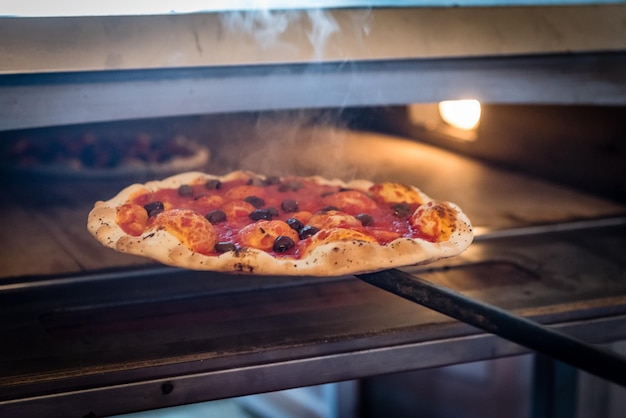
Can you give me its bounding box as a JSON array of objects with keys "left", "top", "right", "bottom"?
[{"left": 88, "top": 170, "right": 473, "bottom": 276}]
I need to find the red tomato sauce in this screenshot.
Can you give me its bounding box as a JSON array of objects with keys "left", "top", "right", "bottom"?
[{"left": 122, "top": 176, "right": 436, "bottom": 257}]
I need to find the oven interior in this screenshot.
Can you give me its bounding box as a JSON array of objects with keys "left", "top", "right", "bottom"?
[
  {"left": 1, "top": 103, "right": 625, "bottom": 418},
  {"left": 1, "top": 5, "right": 626, "bottom": 418}
]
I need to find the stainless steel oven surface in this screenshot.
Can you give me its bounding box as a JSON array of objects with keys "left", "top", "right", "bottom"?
[{"left": 1, "top": 3, "right": 626, "bottom": 418}]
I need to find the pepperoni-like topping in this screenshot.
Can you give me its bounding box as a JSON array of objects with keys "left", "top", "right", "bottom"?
[
  {"left": 194, "top": 194, "right": 225, "bottom": 208},
  {"left": 220, "top": 200, "right": 256, "bottom": 219},
  {"left": 117, "top": 203, "right": 148, "bottom": 236},
  {"left": 298, "top": 228, "right": 376, "bottom": 257},
  {"left": 153, "top": 209, "right": 218, "bottom": 255},
  {"left": 226, "top": 185, "right": 264, "bottom": 201},
  {"left": 369, "top": 182, "right": 423, "bottom": 205},
  {"left": 307, "top": 210, "right": 362, "bottom": 230},
  {"left": 322, "top": 190, "right": 377, "bottom": 215},
  {"left": 237, "top": 220, "right": 299, "bottom": 252},
  {"left": 290, "top": 211, "right": 312, "bottom": 224},
  {"left": 410, "top": 201, "right": 457, "bottom": 241}
]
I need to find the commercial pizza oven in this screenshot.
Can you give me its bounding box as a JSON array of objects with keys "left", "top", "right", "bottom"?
[{"left": 1, "top": 2, "right": 626, "bottom": 417}]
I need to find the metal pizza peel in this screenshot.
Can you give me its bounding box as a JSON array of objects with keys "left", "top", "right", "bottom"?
[{"left": 357, "top": 268, "right": 626, "bottom": 387}]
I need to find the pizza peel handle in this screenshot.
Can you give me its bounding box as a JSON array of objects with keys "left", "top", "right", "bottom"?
[{"left": 357, "top": 269, "right": 626, "bottom": 387}]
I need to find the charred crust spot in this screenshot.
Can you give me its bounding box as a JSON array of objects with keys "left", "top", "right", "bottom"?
[
  {"left": 143, "top": 232, "right": 156, "bottom": 240},
  {"left": 332, "top": 247, "right": 340, "bottom": 253},
  {"left": 234, "top": 262, "right": 254, "bottom": 273}
]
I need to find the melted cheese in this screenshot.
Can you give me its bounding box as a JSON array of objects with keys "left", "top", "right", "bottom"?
[
  {"left": 153, "top": 209, "right": 217, "bottom": 255},
  {"left": 237, "top": 220, "right": 298, "bottom": 251},
  {"left": 410, "top": 201, "right": 457, "bottom": 241},
  {"left": 116, "top": 203, "right": 148, "bottom": 236},
  {"left": 369, "top": 182, "right": 424, "bottom": 205},
  {"left": 321, "top": 190, "right": 377, "bottom": 215},
  {"left": 300, "top": 227, "right": 376, "bottom": 257},
  {"left": 307, "top": 210, "right": 362, "bottom": 230}
]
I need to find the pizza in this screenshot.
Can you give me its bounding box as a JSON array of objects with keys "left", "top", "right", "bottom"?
[
  {"left": 87, "top": 170, "right": 473, "bottom": 276},
  {"left": 3, "top": 132, "right": 209, "bottom": 178}
]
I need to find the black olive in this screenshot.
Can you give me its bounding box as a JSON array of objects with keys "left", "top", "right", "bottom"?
[
  {"left": 320, "top": 205, "right": 341, "bottom": 213},
  {"left": 205, "top": 179, "right": 222, "bottom": 190},
  {"left": 286, "top": 217, "right": 304, "bottom": 231},
  {"left": 215, "top": 242, "right": 237, "bottom": 253},
  {"left": 273, "top": 235, "right": 295, "bottom": 253},
  {"left": 247, "top": 177, "right": 266, "bottom": 186},
  {"left": 178, "top": 184, "right": 194, "bottom": 197},
  {"left": 267, "top": 207, "right": 280, "bottom": 217},
  {"left": 264, "top": 176, "right": 281, "bottom": 185},
  {"left": 299, "top": 225, "right": 320, "bottom": 239},
  {"left": 278, "top": 181, "right": 303, "bottom": 192},
  {"left": 249, "top": 209, "right": 273, "bottom": 221},
  {"left": 281, "top": 199, "right": 299, "bottom": 213},
  {"left": 244, "top": 195, "right": 265, "bottom": 208},
  {"left": 356, "top": 213, "right": 374, "bottom": 226},
  {"left": 392, "top": 202, "right": 411, "bottom": 218},
  {"left": 144, "top": 201, "right": 164, "bottom": 217},
  {"left": 206, "top": 209, "right": 227, "bottom": 224}
]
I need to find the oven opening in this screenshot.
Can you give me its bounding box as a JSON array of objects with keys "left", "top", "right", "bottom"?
[{"left": 1, "top": 103, "right": 625, "bottom": 417}]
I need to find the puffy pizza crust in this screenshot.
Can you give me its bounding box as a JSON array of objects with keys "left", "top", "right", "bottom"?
[{"left": 87, "top": 171, "right": 473, "bottom": 276}]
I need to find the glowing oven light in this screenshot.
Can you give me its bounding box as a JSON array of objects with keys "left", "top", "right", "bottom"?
[{"left": 438, "top": 100, "right": 481, "bottom": 130}]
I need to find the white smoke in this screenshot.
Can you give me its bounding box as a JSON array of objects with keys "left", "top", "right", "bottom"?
[
  {"left": 219, "top": 9, "right": 301, "bottom": 49},
  {"left": 216, "top": 7, "right": 374, "bottom": 180},
  {"left": 220, "top": 8, "right": 347, "bottom": 61},
  {"left": 305, "top": 9, "right": 339, "bottom": 61}
]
